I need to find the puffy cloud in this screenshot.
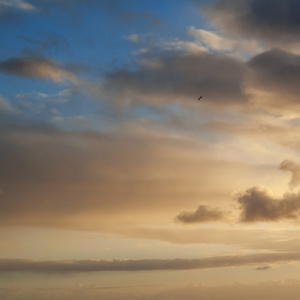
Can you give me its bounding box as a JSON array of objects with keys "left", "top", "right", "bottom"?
[
  {"left": 205, "top": 0, "right": 300, "bottom": 45},
  {"left": 175, "top": 205, "right": 225, "bottom": 223},
  {"left": 236, "top": 186, "right": 300, "bottom": 222},
  {"left": 0, "top": 57, "right": 78, "bottom": 83},
  {"left": 1, "top": 252, "right": 300, "bottom": 273},
  {"left": 280, "top": 160, "right": 300, "bottom": 189}
]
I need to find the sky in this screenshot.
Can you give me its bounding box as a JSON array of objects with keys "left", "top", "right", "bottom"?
[{"left": 3, "top": 0, "right": 300, "bottom": 299}]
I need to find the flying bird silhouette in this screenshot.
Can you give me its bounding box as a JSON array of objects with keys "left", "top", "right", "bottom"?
[{"left": 198, "top": 96, "right": 202, "bottom": 100}]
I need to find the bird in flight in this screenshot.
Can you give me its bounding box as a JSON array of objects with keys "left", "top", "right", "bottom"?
[{"left": 198, "top": 96, "right": 202, "bottom": 100}]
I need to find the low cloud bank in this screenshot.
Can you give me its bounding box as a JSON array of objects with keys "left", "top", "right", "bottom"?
[{"left": 1, "top": 252, "right": 300, "bottom": 273}]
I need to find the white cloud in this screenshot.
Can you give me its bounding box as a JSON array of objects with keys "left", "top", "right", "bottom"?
[
  {"left": 126, "top": 34, "right": 140, "bottom": 43},
  {"left": 188, "top": 26, "right": 263, "bottom": 58}
]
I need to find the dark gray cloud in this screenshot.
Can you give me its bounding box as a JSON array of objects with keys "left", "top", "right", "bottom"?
[
  {"left": 236, "top": 186, "right": 300, "bottom": 222},
  {"left": 205, "top": 0, "right": 300, "bottom": 44},
  {"left": 175, "top": 205, "right": 225, "bottom": 223},
  {"left": 248, "top": 48, "right": 300, "bottom": 101},
  {"left": 104, "top": 50, "right": 248, "bottom": 107},
  {"left": 1, "top": 252, "right": 299, "bottom": 273},
  {"left": 280, "top": 160, "right": 300, "bottom": 189}
]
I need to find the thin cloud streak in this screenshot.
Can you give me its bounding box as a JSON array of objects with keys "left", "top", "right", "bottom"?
[{"left": 175, "top": 205, "right": 225, "bottom": 223}]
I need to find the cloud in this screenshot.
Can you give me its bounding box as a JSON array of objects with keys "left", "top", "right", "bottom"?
[
  {"left": 0, "top": 95, "right": 18, "bottom": 115},
  {"left": 244, "top": 48, "right": 300, "bottom": 111},
  {"left": 104, "top": 49, "right": 248, "bottom": 107},
  {"left": 256, "top": 265, "right": 271, "bottom": 271},
  {"left": 1, "top": 252, "right": 299, "bottom": 273},
  {"left": 280, "top": 160, "right": 300, "bottom": 189},
  {"left": 126, "top": 34, "right": 140, "bottom": 43},
  {"left": 248, "top": 48, "right": 300, "bottom": 95},
  {"left": 0, "top": 122, "right": 254, "bottom": 229},
  {"left": 0, "top": 0, "right": 36, "bottom": 12},
  {"left": 0, "top": 56, "right": 104, "bottom": 100},
  {"left": 205, "top": 0, "right": 300, "bottom": 45},
  {"left": 188, "top": 26, "right": 262, "bottom": 57},
  {"left": 0, "top": 57, "right": 78, "bottom": 83},
  {"left": 120, "top": 227, "right": 290, "bottom": 249},
  {"left": 236, "top": 186, "right": 300, "bottom": 222},
  {"left": 175, "top": 205, "right": 225, "bottom": 223}
]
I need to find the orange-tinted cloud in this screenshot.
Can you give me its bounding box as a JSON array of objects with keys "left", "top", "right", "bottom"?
[{"left": 0, "top": 123, "right": 253, "bottom": 230}]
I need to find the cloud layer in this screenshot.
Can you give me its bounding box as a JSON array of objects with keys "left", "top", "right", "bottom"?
[
  {"left": 1, "top": 123, "right": 253, "bottom": 229},
  {"left": 104, "top": 50, "right": 247, "bottom": 107},
  {"left": 2, "top": 252, "right": 300, "bottom": 273}
]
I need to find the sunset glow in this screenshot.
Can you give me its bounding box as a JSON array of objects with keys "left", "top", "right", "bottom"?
[{"left": 2, "top": 1, "right": 300, "bottom": 299}]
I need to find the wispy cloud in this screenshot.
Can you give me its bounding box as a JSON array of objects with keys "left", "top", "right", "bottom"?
[
  {"left": 0, "top": 0, "right": 36, "bottom": 12},
  {"left": 280, "top": 160, "right": 300, "bottom": 189},
  {"left": 0, "top": 95, "right": 19, "bottom": 115},
  {"left": 175, "top": 205, "right": 225, "bottom": 223}
]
